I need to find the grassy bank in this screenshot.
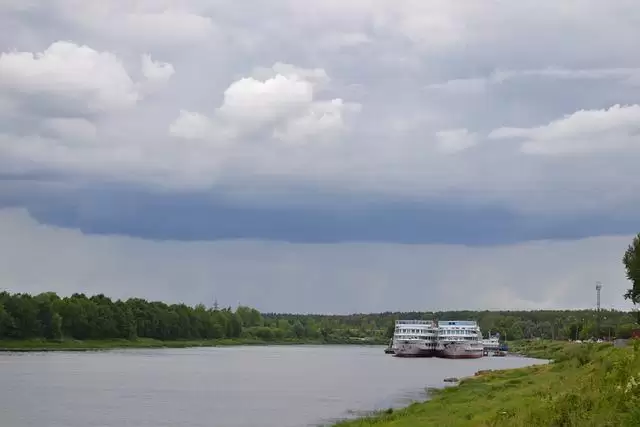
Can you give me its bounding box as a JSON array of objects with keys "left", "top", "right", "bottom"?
[
  {"left": 335, "top": 340, "right": 640, "bottom": 427},
  {"left": 0, "top": 337, "right": 385, "bottom": 351}
]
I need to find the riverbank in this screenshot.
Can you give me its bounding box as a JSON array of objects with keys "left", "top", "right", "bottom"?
[
  {"left": 335, "top": 340, "right": 640, "bottom": 427},
  {"left": 0, "top": 337, "right": 387, "bottom": 351}
]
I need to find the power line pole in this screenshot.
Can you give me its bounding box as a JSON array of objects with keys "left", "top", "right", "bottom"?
[{"left": 596, "top": 281, "right": 602, "bottom": 339}]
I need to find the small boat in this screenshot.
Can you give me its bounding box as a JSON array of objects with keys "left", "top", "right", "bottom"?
[
  {"left": 482, "top": 333, "right": 501, "bottom": 352},
  {"left": 384, "top": 338, "right": 395, "bottom": 354}
]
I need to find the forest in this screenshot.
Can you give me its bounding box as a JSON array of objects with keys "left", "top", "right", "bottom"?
[{"left": 0, "top": 291, "right": 638, "bottom": 344}]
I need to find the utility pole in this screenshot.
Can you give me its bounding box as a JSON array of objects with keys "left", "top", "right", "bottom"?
[
  {"left": 596, "top": 282, "right": 602, "bottom": 340},
  {"left": 213, "top": 297, "right": 219, "bottom": 311}
]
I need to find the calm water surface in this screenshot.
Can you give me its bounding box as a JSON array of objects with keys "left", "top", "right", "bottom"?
[{"left": 0, "top": 345, "right": 546, "bottom": 427}]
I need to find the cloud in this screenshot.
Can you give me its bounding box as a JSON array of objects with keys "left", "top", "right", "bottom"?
[
  {"left": 0, "top": 41, "right": 178, "bottom": 183},
  {"left": 139, "top": 54, "right": 175, "bottom": 95},
  {"left": 50, "top": 3, "right": 217, "bottom": 48},
  {"left": 169, "top": 110, "right": 219, "bottom": 141},
  {"left": 0, "top": 41, "right": 173, "bottom": 114},
  {"left": 273, "top": 99, "right": 362, "bottom": 143},
  {"left": 169, "top": 63, "right": 361, "bottom": 144},
  {"left": 435, "top": 129, "right": 477, "bottom": 154},
  {"left": 122, "top": 10, "right": 216, "bottom": 46},
  {"left": 491, "top": 67, "right": 640, "bottom": 85},
  {"left": 40, "top": 118, "right": 97, "bottom": 142},
  {"left": 2, "top": 0, "right": 640, "bottom": 245},
  {"left": 425, "top": 78, "right": 488, "bottom": 95},
  {"left": 317, "top": 32, "right": 372, "bottom": 49},
  {"left": 0, "top": 208, "right": 633, "bottom": 313},
  {"left": 489, "top": 104, "right": 640, "bottom": 155},
  {"left": 426, "top": 67, "right": 640, "bottom": 94},
  {"left": 0, "top": 41, "right": 138, "bottom": 112}
]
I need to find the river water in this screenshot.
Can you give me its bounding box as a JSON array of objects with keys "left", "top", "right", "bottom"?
[{"left": 0, "top": 345, "right": 545, "bottom": 427}]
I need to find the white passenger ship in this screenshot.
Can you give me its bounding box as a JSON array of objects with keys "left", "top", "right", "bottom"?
[
  {"left": 391, "top": 319, "right": 484, "bottom": 359},
  {"left": 435, "top": 320, "right": 484, "bottom": 359},
  {"left": 392, "top": 320, "right": 438, "bottom": 357}
]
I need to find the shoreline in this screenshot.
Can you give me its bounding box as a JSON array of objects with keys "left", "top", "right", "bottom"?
[
  {"left": 0, "top": 338, "right": 387, "bottom": 352},
  {"left": 333, "top": 340, "right": 629, "bottom": 427}
]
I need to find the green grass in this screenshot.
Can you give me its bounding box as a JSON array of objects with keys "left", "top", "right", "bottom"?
[
  {"left": 0, "top": 336, "right": 388, "bottom": 351},
  {"left": 335, "top": 340, "right": 640, "bottom": 427}
]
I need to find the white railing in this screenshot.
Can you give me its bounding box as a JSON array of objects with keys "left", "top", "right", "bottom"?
[
  {"left": 438, "top": 320, "right": 478, "bottom": 326},
  {"left": 395, "top": 319, "right": 434, "bottom": 325}
]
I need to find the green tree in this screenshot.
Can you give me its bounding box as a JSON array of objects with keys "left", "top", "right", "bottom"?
[
  {"left": 228, "top": 313, "right": 243, "bottom": 338},
  {"left": 236, "top": 306, "right": 263, "bottom": 327},
  {"left": 623, "top": 233, "right": 640, "bottom": 323},
  {"left": 385, "top": 323, "right": 395, "bottom": 339},
  {"left": 0, "top": 303, "right": 13, "bottom": 338},
  {"left": 292, "top": 320, "right": 305, "bottom": 338},
  {"left": 50, "top": 313, "right": 63, "bottom": 340}
]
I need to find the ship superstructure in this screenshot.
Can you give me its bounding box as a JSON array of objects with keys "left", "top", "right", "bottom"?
[
  {"left": 435, "top": 320, "right": 484, "bottom": 359},
  {"left": 391, "top": 319, "right": 438, "bottom": 357}
]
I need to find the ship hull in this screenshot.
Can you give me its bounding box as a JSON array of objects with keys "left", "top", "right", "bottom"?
[
  {"left": 393, "top": 340, "right": 436, "bottom": 357},
  {"left": 441, "top": 352, "right": 483, "bottom": 359},
  {"left": 436, "top": 342, "right": 484, "bottom": 359}
]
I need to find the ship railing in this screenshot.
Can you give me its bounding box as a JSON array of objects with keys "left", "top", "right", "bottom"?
[
  {"left": 437, "top": 320, "right": 478, "bottom": 326},
  {"left": 395, "top": 320, "right": 433, "bottom": 325}
]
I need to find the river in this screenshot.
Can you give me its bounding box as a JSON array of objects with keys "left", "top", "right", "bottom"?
[{"left": 0, "top": 345, "right": 546, "bottom": 427}]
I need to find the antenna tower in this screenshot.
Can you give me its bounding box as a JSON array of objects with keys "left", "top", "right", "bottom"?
[{"left": 596, "top": 282, "right": 602, "bottom": 339}]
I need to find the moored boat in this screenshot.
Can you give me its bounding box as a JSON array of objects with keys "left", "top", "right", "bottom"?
[
  {"left": 482, "top": 334, "right": 501, "bottom": 352},
  {"left": 435, "top": 320, "right": 484, "bottom": 359},
  {"left": 384, "top": 338, "right": 395, "bottom": 354},
  {"left": 392, "top": 319, "right": 438, "bottom": 357}
]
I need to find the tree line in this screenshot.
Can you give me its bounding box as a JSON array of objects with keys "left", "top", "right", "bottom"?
[
  {"left": 0, "top": 291, "right": 383, "bottom": 343},
  {"left": 0, "top": 292, "right": 245, "bottom": 341},
  {"left": 267, "top": 309, "right": 637, "bottom": 341},
  {"left": 1, "top": 291, "right": 638, "bottom": 343}
]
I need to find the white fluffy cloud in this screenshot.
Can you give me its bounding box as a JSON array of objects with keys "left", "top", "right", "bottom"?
[
  {"left": 0, "top": 41, "right": 173, "bottom": 113},
  {"left": 170, "top": 63, "right": 360, "bottom": 144},
  {"left": 0, "top": 41, "right": 138, "bottom": 111},
  {"left": 0, "top": 41, "right": 176, "bottom": 179},
  {"left": 490, "top": 104, "right": 640, "bottom": 155}
]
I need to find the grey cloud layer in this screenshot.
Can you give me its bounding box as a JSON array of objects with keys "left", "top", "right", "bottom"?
[
  {"left": 0, "top": 208, "right": 632, "bottom": 313},
  {"left": 1, "top": 1, "right": 640, "bottom": 218}
]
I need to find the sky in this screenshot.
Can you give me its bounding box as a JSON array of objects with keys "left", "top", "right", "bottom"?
[{"left": 0, "top": 1, "right": 639, "bottom": 313}]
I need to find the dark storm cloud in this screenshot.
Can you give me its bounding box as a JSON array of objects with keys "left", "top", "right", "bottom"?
[
  {"left": 0, "top": 184, "right": 637, "bottom": 245},
  {"left": 0, "top": 208, "right": 633, "bottom": 313}
]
